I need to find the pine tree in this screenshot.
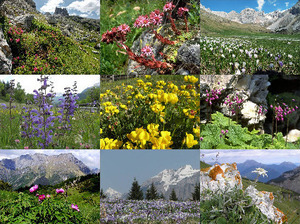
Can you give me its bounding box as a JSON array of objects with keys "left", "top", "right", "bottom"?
[
  {"left": 169, "top": 188, "right": 178, "bottom": 201},
  {"left": 159, "top": 192, "right": 165, "bottom": 200},
  {"left": 128, "top": 178, "right": 144, "bottom": 200},
  {"left": 192, "top": 183, "right": 200, "bottom": 201},
  {"left": 100, "top": 188, "right": 106, "bottom": 199},
  {"left": 146, "top": 182, "right": 159, "bottom": 200}
]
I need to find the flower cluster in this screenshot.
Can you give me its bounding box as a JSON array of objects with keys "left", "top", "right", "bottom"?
[
  {"left": 101, "top": 25, "right": 130, "bottom": 44},
  {"left": 29, "top": 184, "right": 79, "bottom": 211},
  {"left": 224, "top": 94, "right": 244, "bottom": 115},
  {"left": 270, "top": 101, "right": 298, "bottom": 122},
  {"left": 205, "top": 88, "right": 223, "bottom": 105}
]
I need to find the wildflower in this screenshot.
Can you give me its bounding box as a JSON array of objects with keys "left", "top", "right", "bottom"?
[
  {"left": 71, "top": 204, "right": 80, "bottom": 212},
  {"left": 38, "top": 194, "right": 46, "bottom": 201},
  {"left": 15, "top": 139, "right": 20, "bottom": 143},
  {"left": 56, "top": 188, "right": 65, "bottom": 194},
  {"left": 163, "top": 2, "right": 175, "bottom": 12},
  {"left": 252, "top": 168, "right": 268, "bottom": 177},
  {"left": 183, "top": 133, "right": 198, "bottom": 148},
  {"left": 46, "top": 194, "right": 51, "bottom": 198},
  {"left": 117, "top": 24, "right": 131, "bottom": 33},
  {"left": 141, "top": 46, "right": 154, "bottom": 57},
  {"left": 16, "top": 39, "right": 20, "bottom": 43},
  {"left": 177, "top": 7, "right": 189, "bottom": 17},
  {"left": 24, "top": 146, "right": 29, "bottom": 149},
  {"left": 29, "top": 185, "right": 38, "bottom": 193}
]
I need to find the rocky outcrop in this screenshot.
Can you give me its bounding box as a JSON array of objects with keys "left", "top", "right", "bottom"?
[
  {"left": 200, "top": 75, "right": 270, "bottom": 129},
  {"left": 201, "top": 163, "right": 287, "bottom": 224},
  {"left": 14, "top": 14, "right": 35, "bottom": 31},
  {"left": 0, "top": 28, "right": 12, "bottom": 74},
  {"left": 201, "top": 3, "right": 284, "bottom": 26},
  {"left": 54, "top": 7, "right": 69, "bottom": 17},
  {"left": 0, "top": 0, "right": 37, "bottom": 19}
]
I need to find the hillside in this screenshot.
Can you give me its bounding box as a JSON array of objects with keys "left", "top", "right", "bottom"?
[
  {"left": 0, "top": 0, "right": 100, "bottom": 74},
  {"left": 200, "top": 8, "right": 270, "bottom": 36}
]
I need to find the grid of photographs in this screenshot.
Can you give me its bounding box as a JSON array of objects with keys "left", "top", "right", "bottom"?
[
  {"left": 200, "top": 0, "right": 300, "bottom": 223},
  {"left": 0, "top": 0, "right": 201, "bottom": 223}
]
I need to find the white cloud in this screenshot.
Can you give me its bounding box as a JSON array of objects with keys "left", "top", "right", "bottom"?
[
  {"left": 256, "top": 0, "right": 265, "bottom": 11},
  {"left": 67, "top": 0, "right": 100, "bottom": 16},
  {"left": 274, "top": 3, "right": 277, "bottom": 6},
  {"left": 285, "top": 2, "right": 289, "bottom": 7},
  {"left": 201, "top": 150, "right": 300, "bottom": 164},
  {"left": 80, "top": 14, "right": 89, "bottom": 18},
  {"left": 41, "top": 0, "right": 64, "bottom": 13}
]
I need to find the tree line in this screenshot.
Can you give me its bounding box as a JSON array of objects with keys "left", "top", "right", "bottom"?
[{"left": 100, "top": 177, "right": 200, "bottom": 201}]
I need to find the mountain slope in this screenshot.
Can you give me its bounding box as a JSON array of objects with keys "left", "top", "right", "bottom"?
[
  {"left": 140, "top": 165, "right": 200, "bottom": 201},
  {"left": 0, "top": 153, "right": 91, "bottom": 189},
  {"left": 268, "top": 166, "right": 300, "bottom": 194}
]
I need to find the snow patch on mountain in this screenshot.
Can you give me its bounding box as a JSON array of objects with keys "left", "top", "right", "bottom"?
[{"left": 105, "top": 187, "right": 122, "bottom": 199}]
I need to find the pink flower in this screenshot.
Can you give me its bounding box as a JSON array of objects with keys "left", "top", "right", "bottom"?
[
  {"left": 117, "top": 24, "right": 131, "bottom": 34},
  {"left": 56, "top": 188, "right": 64, "bottom": 194},
  {"left": 15, "top": 139, "right": 20, "bottom": 143},
  {"left": 66, "top": 146, "right": 69, "bottom": 149},
  {"left": 33, "top": 67, "right": 38, "bottom": 72},
  {"left": 29, "top": 185, "right": 38, "bottom": 193},
  {"left": 178, "top": 7, "right": 189, "bottom": 17},
  {"left": 54, "top": 57, "right": 58, "bottom": 60},
  {"left": 141, "top": 46, "right": 154, "bottom": 57},
  {"left": 24, "top": 146, "right": 29, "bottom": 149},
  {"left": 38, "top": 194, "right": 46, "bottom": 201},
  {"left": 134, "top": 15, "right": 150, "bottom": 28},
  {"left": 71, "top": 204, "right": 80, "bottom": 212},
  {"left": 16, "top": 39, "right": 20, "bottom": 43},
  {"left": 163, "top": 2, "right": 175, "bottom": 12},
  {"left": 46, "top": 194, "right": 51, "bottom": 198}
]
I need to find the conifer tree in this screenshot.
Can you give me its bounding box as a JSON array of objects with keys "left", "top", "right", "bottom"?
[
  {"left": 159, "top": 192, "right": 165, "bottom": 200},
  {"left": 146, "top": 182, "right": 159, "bottom": 200},
  {"left": 169, "top": 188, "right": 178, "bottom": 201},
  {"left": 100, "top": 188, "right": 106, "bottom": 199},
  {"left": 128, "top": 178, "right": 144, "bottom": 200},
  {"left": 192, "top": 183, "right": 200, "bottom": 201}
]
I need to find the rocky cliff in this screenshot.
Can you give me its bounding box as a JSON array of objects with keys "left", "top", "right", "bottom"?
[{"left": 0, "top": 153, "right": 91, "bottom": 189}]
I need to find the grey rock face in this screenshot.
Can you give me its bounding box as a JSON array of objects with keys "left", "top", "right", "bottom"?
[
  {"left": 0, "top": 28, "right": 12, "bottom": 74},
  {"left": 200, "top": 75, "right": 270, "bottom": 128},
  {"left": 47, "top": 16, "right": 57, "bottom": 25},
  {"left": 54, "top": 7, "right": 69, "bottom": 17},
  {"left": 0, "top": 153, "right": 92, "bottom": 189},
  {"left": 177, "top": 39, "right": 200, "bottom": 73},
  {"left": 0, "top": 0, "right": 37, "bottom": 19},
  {"left": 14, "top": 14, "right": 35, "bottom": 30}
]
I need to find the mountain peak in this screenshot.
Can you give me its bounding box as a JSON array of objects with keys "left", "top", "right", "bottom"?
[{"left": 105, "top": 187, "right": 122, "bottom": 199}]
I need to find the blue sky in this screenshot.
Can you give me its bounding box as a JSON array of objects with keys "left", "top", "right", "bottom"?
[
  {"left": 201, "top": 0, "right": 298, "bottom": 13},
  {"left": 35, "top": 0, "right": 99, "bottom": 19},
  {"left": 201, "top": 150, "right": 300, "bottom": 165},
  {"left": 101, "top": 150, "right": 200, "bottom": 194},
  {"left": 0, "top": 150, "right": 100, "bottom": 169}
]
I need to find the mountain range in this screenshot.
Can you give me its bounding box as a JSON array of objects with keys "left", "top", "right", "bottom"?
[
  {"left": 0, "top": 153, "right": 96, "bottom": 189},
  {"left": 201, "top": 0, "right": 300, "bottom": 33},
  {"left": 208, "top": 160, "right": 297, "bottom": 183},
  {"left": 105, "top": 165, "right": 200, "bottom": 201}
]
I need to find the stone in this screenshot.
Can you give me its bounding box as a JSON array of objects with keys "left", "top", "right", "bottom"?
[
  {"left": 0, "top": 28, "right": 12, "bottom": 74},
  {"left": 54, "top": 7, "right": 69, "bottom": 17},
  {"left": 283, "top": 129, "right": 300, "bottom": 142},
  {"left": 175, "top": 68, "right": 190, "bottom": 75},
  {"left": 47, "top": 16, "right": 57, "bottom": 25},
  {"left": 14, "top": 14, "right": 35, "bottom": 31},
  {"left": 177, "top": 40, "right": 200, "bottom": 73}
]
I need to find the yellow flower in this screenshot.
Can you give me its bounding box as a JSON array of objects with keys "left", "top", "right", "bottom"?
[
  {"left": 150, "top": 103, "right": 165, "bottom": 114},
  {"left": 193, "top": 127, "right": 200, "bottom": 138},
  {"left": 147, "top": 123, "right": 159, "bottom": 137},
  {"left": 145, "top": 75, "right": 151, "bottom": 79},
  {"left": 183, "top": 133, "right": 198, "bottom": 148},
  {"left": 127, "top": 127, "right": 150, "bottom": 148},
  {"left": 184, "top": 75, "right": 198, "bottom": 83},
  {"left": 100, "top": 128, "right": 103, "bottom": 134},
  {"left": 100, "top": 138, "right": 123, "bottom": 149},
  {"left": 151, "top": 131, "right": 173, "bottom": 149}
]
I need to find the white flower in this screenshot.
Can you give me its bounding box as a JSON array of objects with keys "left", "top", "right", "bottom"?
[{"left": 252, "top": 168, "right": 268, "bottom": 178}]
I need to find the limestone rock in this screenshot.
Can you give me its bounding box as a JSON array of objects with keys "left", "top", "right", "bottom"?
[
  {"left": 283, "top": 129, "right": 300, "bottom": 142},
  {"left": 0, "top": 28, "right": 12, "bottom": 74},
  {"left": 201, "top": 163, "right": 287, "bottom": 224},
  {"left": 47, "top": 16, "right": 57, "bottom": 25},
  {"left": 177, "top": 39, "right": 200, "bottom": 73},
  {"left": 14, "top": 14, "right": 35, "bottom": 31},
  {"left": 54, "top": 7, "right": 69, "bottom": 17}
]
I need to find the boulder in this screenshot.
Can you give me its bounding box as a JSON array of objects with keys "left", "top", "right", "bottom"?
[
  {"left": 14, "top": 14, "right": 35, "bottom": 31},
  {"left": 54, "top": 7, "right": 69, "bottom": 17},
  {"left": 283, "top": 129, "right": 300, "bottom": 142},
  {"left": 177, "top": 38, "right": 200, "bottom": 73},
  {"left": 47, "top": 16, "right": 57, "bottom": 25},
  {"left": 0, "top": 28, "right": 12, "bottom": 74}
]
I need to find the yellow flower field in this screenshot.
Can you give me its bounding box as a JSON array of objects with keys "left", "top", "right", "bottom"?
[{"left": 100, "top": 75, "right": 200, "bottom": 149}]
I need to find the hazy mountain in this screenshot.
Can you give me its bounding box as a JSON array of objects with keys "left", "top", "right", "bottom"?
[
  {"left": 268, "top": 166, "right": 300, "bottom": 194},
  {"left": 0, "top": 153, "right": 92, "bottom": 189},
  {"left": 105, "top": 187, "right": 122, "bottom": 199},
  {"left": 77, "top": 82, "right": 100, "bottom": 101},
  {"left": 237, "top": 160, "right": 296, "bottom": 183},
  {"left": 139, "top": 165, "right": 200, "bottom": 201}
]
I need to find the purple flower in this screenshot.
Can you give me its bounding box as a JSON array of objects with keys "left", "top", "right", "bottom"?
[{"left": 29, "top": 185, "right": 38, "bottom": 193}]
